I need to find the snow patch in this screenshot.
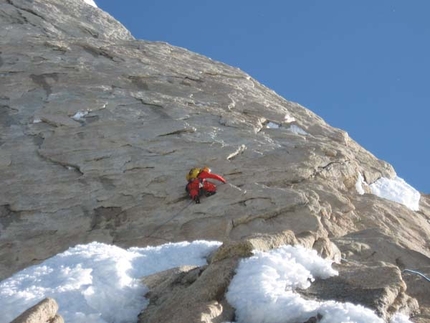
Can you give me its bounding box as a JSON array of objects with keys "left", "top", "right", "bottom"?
[
  {"left": 391, "top": 313, "right": 416, "bottom": 323},
  {"left": 0, "top": 241, "right": 221, "bottom": 323},
  {"left": 355, "top": 172, "right": 366, "bottom": 195},
  {"left": 370, "top": 176, "right": 420, "bottom": 211},
  {"left": 266, "top": 121, "right": 281, "bottom": 129},
  {"left": 226, "top": 245, "right": 405, "bottom": 323},
  {"left": 83, "top": 0, "right": 97, "bottom": 8},
  {"left": 0, "top": 241, "right": 413, "bottom": 323},
  {"left": 284, "top": 114, "right": 296, "bottom": 123},
  {"left": 356, "top": 172, "right": 420, "bottom": 211},
  {"left": 71, "top": 110, "right": 90, "bottom": 121},
  {"left": 288, "top": 124, "right": 308, "bottom": 135}
]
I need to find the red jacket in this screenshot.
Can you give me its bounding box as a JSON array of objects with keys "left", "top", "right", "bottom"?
[
  {"left": 197, "top": 170, "right": 226, "bottom": 183},
  {"left": 186, "top": 170, "right": 226, "bottom": 203}
]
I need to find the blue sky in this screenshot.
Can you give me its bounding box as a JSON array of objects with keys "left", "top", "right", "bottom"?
[{"left": 97, "top": 1, "right": 429, "bottom": 193}]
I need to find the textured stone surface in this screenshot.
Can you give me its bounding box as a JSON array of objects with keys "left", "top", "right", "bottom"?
[
  {"left": 1, "top": 0, "right": 430, "bottom": 322},
  {"left": 402, "top": 266, "right": 430, "bottom": 322},
  {"left": 297, "top": 261, "right": 419, "bottom": 321},
  {"left": 10, "top": 297, "right": 63, "bottom": 323},
  {"left": 139, "top": 258, "right": 237, "bottom": 323}
]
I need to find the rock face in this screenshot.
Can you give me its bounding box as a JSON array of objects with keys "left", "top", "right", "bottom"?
[
  {"left": 10, "top": 298, "right": 63, "bottom": 323},
  {"left": 1, "top": 0, "right": 430, "bottom": 322}
]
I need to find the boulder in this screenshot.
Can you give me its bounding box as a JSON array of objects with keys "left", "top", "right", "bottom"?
[
  {"left": 10, "top": 298, "right": 63, "bottom": 323},
  {"left": 297, "top": 261, "right": 419, "bottom": 321},
  {"left": 139, "top": 259, "right": 237, "bottom": 323}
]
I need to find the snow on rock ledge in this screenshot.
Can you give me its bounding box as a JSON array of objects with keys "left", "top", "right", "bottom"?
[
  {"left": 0, "top": 241, "right": 221, "bottom": 323},
  {"left": 355, "top": 173, "right": 420, "bottom": 211},
  {"left": 83, "top": 0, "right": 98, "bottom": 8},
  {"left": 370, "top": 176, "right": 421, "bottom": 211},
  {"left": 226, "top": 245, "right": 412, "bottom": 323}
]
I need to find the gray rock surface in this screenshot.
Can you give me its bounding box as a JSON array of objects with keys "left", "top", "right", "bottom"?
[
  {"left": 297, "top": 261, "right": 419, "bottom": 321},
  {"left": 10, "top": 297, "right": 63, "bottom": 323},
  {"left": 139, "top": 260, "right": 237, "bottom": 323},
  {"left": 1, "top": 0, "right": 430, "bottom": 322}
]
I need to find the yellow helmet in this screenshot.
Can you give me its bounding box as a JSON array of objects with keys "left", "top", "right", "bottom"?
[{"left": 186, "top": 168, "right": 202, "bottom": 181}]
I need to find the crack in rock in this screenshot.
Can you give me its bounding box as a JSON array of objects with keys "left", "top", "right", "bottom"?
[
  {"left": 37, "top": 149, "right": 84, "bottom": 175},
  {"left": 231, "top": 202, "right": 301, "bottom": 228},
  {"left": 0, "top": 204, "right": 22, "bottom": 229},
  {"left": 81, "top": 44, "right": 117, "bottom": 61},
  {"left": 7, "top": 0, "right": 47, "bottom": 24},
  {"left": 30, "top": 73, "right": 60, "bottom": 97},
  {"left": 158, "top": 129, "right": 195, "bottom": 137},
  {"left": 313, "top": 159, "right": 351, "bottom": 177}
]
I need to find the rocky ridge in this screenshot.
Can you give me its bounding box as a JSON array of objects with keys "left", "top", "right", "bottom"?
[
  {"left": 1, "top": 0, "right": 430, "bottom": 322},
  {"left": 10, "top": 298, "right": 63, "bottom": 323}
]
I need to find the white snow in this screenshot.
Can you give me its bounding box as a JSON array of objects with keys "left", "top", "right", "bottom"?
[
  {"left": 83, "top": 0, "right": 97, "bottom": 8},
  {"left": 370, "top": 176, "right": 420, "bottom": 211},
  {"left": 0, "top": 241, "right": 221, "bottom": 323},
  {"left": 355, "top": 173, "right": 420, "bottom": 211},
  {"left": 266, "top": 121, "right": 281, "bottom": 129},
  {"left": 0, "top": 241, "right": 413, "bottom": 323},
  {"left": 288, "top": 124, "right": 308, "bottom": 135},
  {"left": 355, "top": 172, "right": 367, "bottom": 195},
  {"left": 264, "top": 122, "right": 307, "bottom": 135},
  {"left": 71, "top": 110, "right": 89, "bottom": 121},
  {"left": 226, "top": 245, "right": 338, "bottom": 323},
  {"left": 227, "top": 245, "right": 412, "bottom": 323},
  {"left": 391, "top": 314, "right": 417, "bottom": 323},
  {"left": 284, "top": 114, "right": 296, "bottom": 123}
]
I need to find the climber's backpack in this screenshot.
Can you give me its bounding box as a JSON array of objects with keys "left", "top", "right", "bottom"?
[{"left": 186, "top": 168, "right": 202, "bottom": 181}]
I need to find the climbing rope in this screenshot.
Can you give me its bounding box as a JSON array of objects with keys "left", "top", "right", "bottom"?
[
  {"left": 341, "top": 258, "right": 430, "bottom": 283},
  {"left": 402, "top": 269, "right": 430, "bottom": 283},
  {"left": 145, "top": 199, "right": 193, "bottom": 239}
]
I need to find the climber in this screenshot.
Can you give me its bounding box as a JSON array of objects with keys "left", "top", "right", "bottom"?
[{"left": 185, "top": 167, "right": 226, "bottom": 204}]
